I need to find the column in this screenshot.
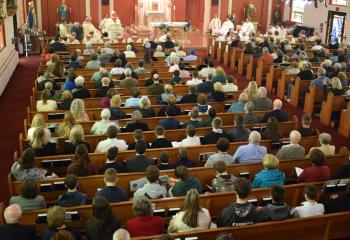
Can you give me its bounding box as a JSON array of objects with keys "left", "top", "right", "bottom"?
[
  {"left": 86, "top": 0, "right": 91, "bottom": 17},
  {"left": 110, "top": 0, "right": 114, "bottom": 14},
  {"left": 228, "top": 0, "right": 232, "bottom": 16},
  {"left": 218, "top": 0, "right": 221, "bottom": 19},
  {"left": 203, "top": 0, "right": 211, "bottom": 32},
  {"left": 267, "top": 0, "right": 273, "bottom": 28},
  {"left": 36, "top": 0, "right": 42, "bottom": 29}
]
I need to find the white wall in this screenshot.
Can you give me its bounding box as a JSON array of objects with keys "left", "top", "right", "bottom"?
[
  {"left": 283, "top": 2, "right": 350, "bottom": 43},
  {"left": 0, "top": 8, "right": 19, "bottom": 96}
]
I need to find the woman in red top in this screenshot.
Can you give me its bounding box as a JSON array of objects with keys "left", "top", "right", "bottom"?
[
  {"left": 126, "top": 196, "right": 164, "bottom": 237},
  {"left": 298, "top": 149, "right": 331, "bottom": 182}
]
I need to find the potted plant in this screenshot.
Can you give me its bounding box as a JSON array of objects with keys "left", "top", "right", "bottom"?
[{"left": 7, "top": 0, "right": 17, "bottom": 16}]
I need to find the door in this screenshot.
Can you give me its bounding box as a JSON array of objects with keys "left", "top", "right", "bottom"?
[{"left": 326, "top": 11, "right": 346, "bottom": 43}]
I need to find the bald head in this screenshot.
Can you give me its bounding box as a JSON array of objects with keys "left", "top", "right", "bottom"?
[
  {"left": 113, "top": 228, "right": 130, "bottom": 240},
  {"left": 290, "top": 130, "right": 301, "bottom": 144},
  {"left": 4, "top": 204, "right": 22, "bottom": 224},
  {"left": 273, "top": 99, "right": 283, "bottom": 110}
]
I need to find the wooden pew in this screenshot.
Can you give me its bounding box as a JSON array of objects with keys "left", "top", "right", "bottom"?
[
  {"left": 338, "top": 101, "right": 350, "bottom": 138},
  {"left": 216, "top": 42, "right": 226, "bottom": 64},
  {"left": 134, "top": 212, "right": 350, "bottom": 240},
  {"left": 304, "top": 86, "right": 324, "bottom": 115},
  {"left": 265, "top": 66, "right": 282, "bottom": 93},
  {"left": 255, "top": 61, "right": 273, "bottom": 87},
  {"left": 20, "top": 120, "right": 298, "bottom": 155},
  {"left": 290, "top": 78, "right": 312, "bottom": 107},
  {"left": 276, "top": 72, "right": 298, "bottom": 100},
  {"left": 27, "top": 101, "right": 234, "bottom": 123},
  {"left": 223, "top": 46, "right": 233, "bottom": 67},
  {"left": 237, "top": 54, "right": 253, "bottom": 76},
  {"left": 230, "top": 48, "right": 243, "bottom": 71},
  {"left": 320, "top": 92, "right": 346, "bottom": 127},
  {"left": 11, "top": 151, "right": 348, "bottom": 203},
  {"left": 246, "top": 58, "right": 258, "bottom": 81},
  {"left": 23, "top": 111, "right": 273, "bottom": 138},
  {"left": 16, "top": 181, "right": 346, "bottom": 236}
]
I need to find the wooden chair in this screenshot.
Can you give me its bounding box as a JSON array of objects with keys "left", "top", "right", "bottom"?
[{"left": 320, "top": 92, "right": 346, "bottom": 127}]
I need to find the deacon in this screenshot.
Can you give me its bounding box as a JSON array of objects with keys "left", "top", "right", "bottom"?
[{"left": 209, "top": 14, "right": 221, "bottom": 36}]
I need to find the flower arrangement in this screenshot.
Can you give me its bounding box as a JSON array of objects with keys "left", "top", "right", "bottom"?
[{"left": 7, "top": 0, "right": 18, "bottom": 16}]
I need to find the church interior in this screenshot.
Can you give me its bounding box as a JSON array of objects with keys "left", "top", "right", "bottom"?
[{"left": 0, "top": 0, "right": 350, "bottom": 240}]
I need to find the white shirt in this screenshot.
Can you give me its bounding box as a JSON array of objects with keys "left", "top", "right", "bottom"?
[
  {"left": 180, "top": 136, "right": 201, "bottom": 147},
  {"left": 209, "top": 18, "right": 221, "bottom": 36},
  {"left": 222, "top": 83, "right": 238, "bottom": 92},
  {"left": 169, "top": 65, "right": 180, "bottom": 73},
  {"left": 110, "top": 67, "right": 124, "bottom": 75},
  {"left": 27, "top": 127, "right": 51, "bottom": 141},
  {"left": 124, "top": 51, "right": 136, "bottom": 58},
  {"left": 90, "top": 121, "right": 119, "bottom": 135},
  {"left": 95, "top": 138, "right": 128, "bottom": 153},
  {"left": 36, "top": 100, "right": 57, "bottom": 112},
  {"left": 291, "top": 201, "right": 324, "bottom": 218},
  {"left": 186, "top": 78, "right": 203, "bottom": 85},
  {"left": 199, "top": 67, "right": 216, "bottom": 78},
  {"left": 220, "top": 20, "right": 234, "bottom": 36}
]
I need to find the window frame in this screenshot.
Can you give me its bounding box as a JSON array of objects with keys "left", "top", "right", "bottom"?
[
  {"left": 0, "top": 22, "right": 6, "bottom": 51},
  {"left": 290, "top": 0, "right": 306, "bottom": 24}
]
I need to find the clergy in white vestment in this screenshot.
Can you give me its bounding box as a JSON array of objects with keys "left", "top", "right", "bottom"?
[
  {"left": 58, "top": 23, "right": 69, "bottom": 38},
  {"left": 209, "top": 14, "right": 221, "bottom": 36},
  {"left": 82, "top": 31, "right": 103, "bottom": 44},
  {"left": 105, "top": 11, "right": 123, "bottom": 39},
  {"left": 82, "top": 16, "right": 101, "bottom": 38},
  {"left": 220, "top": 17, "right": 234, "bottom": 37},
  {"left": 239, "top": 20, "right": 255, "bottom": 38},
  {"left": 99, "top": 14, "right": 109, "bottom": 33},
  {"left": 65, "top": 33, "right": 80, "bottom": 44}
]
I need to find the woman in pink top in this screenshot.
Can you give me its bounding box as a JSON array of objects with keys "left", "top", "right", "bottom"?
[{"left": 70, "top": 99, "right": 90, "bottom": 123}]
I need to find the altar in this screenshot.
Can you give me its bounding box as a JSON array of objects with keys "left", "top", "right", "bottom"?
[
  {"left": 151, "top": 21, "right": 189, "bottom": 43},
  {"left": 136, "top": 0, "right": 173, "bottom": 29}
]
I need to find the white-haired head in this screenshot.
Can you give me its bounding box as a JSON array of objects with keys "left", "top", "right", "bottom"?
[
  {"left": 4, "top": 204, "right": 22, "bottom": 224},
  {"left": 113, "top": 228, "right": 130, "bottom": 240},
  {"left": 75, "top": 76, "right": 85, "bottom": 87},
  {"left": 249, "top": 131, "right": 261, "bottom": 144},
  {"left": 289, "top": 130, "right": 301, "bottom": 144},
  {"left": 101, "top": 108, "right": 111, "bottom": 121},
  {"left": 273, "top": 99, "right": 282, "bottom": 110},
  {"left": 258, "top": 87, "right": 267, "bottom": 97}
]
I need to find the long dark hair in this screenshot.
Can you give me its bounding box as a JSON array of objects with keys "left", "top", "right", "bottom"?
[
  {"left": 18, "top": 148, "right": 36, "bottom": 169},
  {"left": 71, "top": 144, "right": 91, "bottom": 176},
  {"left": 264, "top": 117, "right": 280, "bottom": 142},
  {"left": 89, "top": 196, "right": 121, "bottom": 234}
]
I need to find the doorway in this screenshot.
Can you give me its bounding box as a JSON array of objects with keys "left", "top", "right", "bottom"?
[{"left": 326, "top": 11, "right": 346, "bottom": 43}]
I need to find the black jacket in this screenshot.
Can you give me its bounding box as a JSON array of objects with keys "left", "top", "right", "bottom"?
[
  {"left": 227, "top": 127, "right": 250, "bottom": 142},
  {"left": 110, "top": 107, "right": 127, "bottom": 120},
  {"left": 125, "top": 155, "right": 155, "bottom": 172},
  {"left": 95, "top": 86, "right": 110, "bottom": 98},
  {"left": 151, "top": 138, "right": 172, "bottom": 149},
  {"left": 172, "top": 157, "right": 197, "bottom": 168},
  {"left": 137, "top": 108, "right": 156, "bottom": 118},
  {"left": 85, "top": 218, "right": 121, "bottom": 240},
  {"left": 180, "top": 94, "right": 198, "bottom": 103},
  {"left": 98, "top": 162, "right": 126, "bottom": 174},
  {"left": 95, "top": 186, "right": 128, "bottom": 203},
  {"left": 64, "top": 141, "right": 91, "bottom": 154},
  {"left": 72, "top": 87, "right": 90, "bottom": 99},
  {"left": 58, "top": 99, "right": 73, "bottom": 110},
  {"left": 257, "top": 203, "right": 290, "bottom": 222},
  {"left": 0, "top": 224, "right": 39, "bottom": 240},
  {"left": 261, "top": 109, "right": 288, "bottom": 123},
  {"left": 58, "top": 191, "right": 89, "bottom": 207},
  {"left": 201, "top": 131, "right": 230, "bottom": 145},
  {"left": 50, "top": 41, "right": 67, "bottom": 51},
  {"left": 197, "top": 81, "right": 214, "bottom": 93},
  {"left": 122, "top": 122, "right": 149, "bottom": 132},
  {"left": 217, "top": 202, "right": 258, "bottom": 227}
]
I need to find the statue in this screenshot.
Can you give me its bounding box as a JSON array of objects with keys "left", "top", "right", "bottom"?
[
  {"left": 58, "top": 0, "right": 69, "bottom": 23},
  {"left": 273, "top": 4, "right": 282, "bottom": 25},
  {"left": 27, "top": 1, "right": 36, "bottom": 32},
  {"left": 245, "top": 0, "right": 256, "bottom": 21}
]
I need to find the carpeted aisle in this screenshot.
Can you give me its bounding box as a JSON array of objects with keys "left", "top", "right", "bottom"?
[{"left": 0, "top": 56, "right": 41, "bottom": 203}]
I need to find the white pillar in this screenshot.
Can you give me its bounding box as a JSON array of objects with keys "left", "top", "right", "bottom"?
[
  {"left": 267, "top": 0, "right": 273, "bottom": 28},
  {"left": 228, "top": 0, "right": 232, "bottom": 16},
  {"left": 36, "top": 0, "right": 42, "bottom": 30},
  {"left": 203, "top": 0, "right": 211, "bottom": 32},
  {"left": 86, "top": 0, "right": 90, "bottom": 17},
  {"left": 218, "top": 0, "right": 221, "bottom": 19},
  {"left": 98, "top": 0, "right": 102, "bottom": 21},
  {"left": 110, "top": 0, "right": 114, "bottom": 14}
]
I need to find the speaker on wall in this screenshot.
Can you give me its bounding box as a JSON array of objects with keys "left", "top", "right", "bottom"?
[
  {"left": 212, "top": 0, "right": 219, "bottom": 5},
  {"left": 102, "top": 0, "right": 109, "bottom": 5}
]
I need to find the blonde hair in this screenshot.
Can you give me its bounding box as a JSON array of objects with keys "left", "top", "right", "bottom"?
[
  {"left": 139, "top": 96, "right": 151, "bottom": 110},
  {"left": 110, "top": 95, "right": 122, "bottom": 108},
  {"left": 31, "top": 127, "right": 49, "bottom": 149},
  {"left": 215, "top": 67, "right": 225, "bottom": 76},
  {"left": 331, "top": 77, "right": 343, "bottom": 90},
  {"left": 182, "top": 189, "right": 202, "bottom": 228},
  {"left": 167, "top": 95, "right": 177, "bottom": 105},
  {"left": 47, "top": 206, "right": 65, "bottom": 229},
  {"left": 244, "top": 81, "right": 259, "bottom": 100},
  {"left": 262, "top": 154, "right": 279, "bottom": 169},
  {"left": 31, "top": 113, "right": 47, "bottom": 128},
  {"left": 238, "top": 92, "right": 249, "bottom": 103},
  {"left": 214, "top": 82, "right": 223, "bottom": 92},
  {"left": 164, "top": 84, "right": 173, "bottom": 93},
  {"left": 70, "top": 99, "right": 86, "bottom": 119},
  {"left": 57, "top": 112, "right": 76, "bottom": 138},
  {"left": 60, "top": 91, "right": 73, "bottom": 101},
  {"left": 69, "top": 125, "right": 85, "bottom": 145}
]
